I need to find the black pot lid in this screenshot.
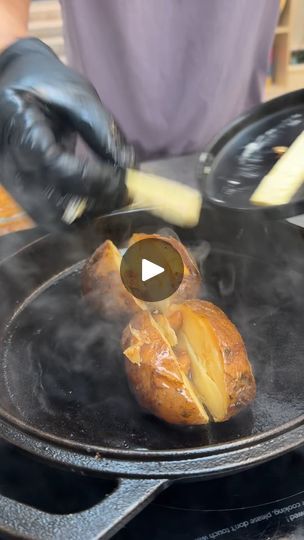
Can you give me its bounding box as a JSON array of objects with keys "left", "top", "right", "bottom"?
[{"left": 198, "top": 89, "right": 304, "bottom": 219}]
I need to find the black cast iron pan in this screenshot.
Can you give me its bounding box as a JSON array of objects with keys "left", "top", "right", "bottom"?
[
  {"left": 0, "top": 208, "right": 303, "bottom": 539},
  {"left": 199, "top": 89, "right": 304, "bottom": 219}
]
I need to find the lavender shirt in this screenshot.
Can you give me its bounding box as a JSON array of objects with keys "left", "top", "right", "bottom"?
[{"left": 60, "top": 0, "right": 279, "bottom": 160}]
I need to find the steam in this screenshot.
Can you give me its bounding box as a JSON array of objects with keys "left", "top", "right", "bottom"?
[
  {"left": 156, "top": 225, "right": 211, "bottom": 275},
  {"left": 0, "top": 208, "right": 303, "bottom": 453},
  {"left": 157, "top": 227, "right": 181, "bottom": 240},
  {"left": 190, "top": 241, "right": 211, "bottom": 274},
  {"left": 217, "top": 263, "right": 236, "bottom": 297},
  {"left": 0, "top": 231, "right": 137, "bottom": 445}
]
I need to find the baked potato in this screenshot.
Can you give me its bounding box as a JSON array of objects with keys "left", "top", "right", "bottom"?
[
  {"left": 129, "top": 233, "right": 201, "bottom": 308},
  {"left": 82, "top": 233, "right": 201, "bottom": 320},
  {"left": 122, "top": 300, "right": 256, "bottom": 425},
  {"left": 81, "top": 239, "right": 145, "bottom": 320}
]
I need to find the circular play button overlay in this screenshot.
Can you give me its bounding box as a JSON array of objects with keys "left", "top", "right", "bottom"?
[{"left": 120, "top": 238, "right": 184, "bottom": 302}]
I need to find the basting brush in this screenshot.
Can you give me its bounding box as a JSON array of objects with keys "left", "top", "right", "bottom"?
[{"left": 63, "top": 168, "right": 202, "bottom": 228}]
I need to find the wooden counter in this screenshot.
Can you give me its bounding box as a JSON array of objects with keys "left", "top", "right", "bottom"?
[{"left": 0, "top": 186, "right": 34, "bottom": 236}]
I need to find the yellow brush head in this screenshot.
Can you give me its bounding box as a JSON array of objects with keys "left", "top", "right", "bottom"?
[
  {"left": 250, "top": 131, "right": 304, "bottom": 207},
  {"left": 126, "top": 169, "right": 202, "bottom": 228}
]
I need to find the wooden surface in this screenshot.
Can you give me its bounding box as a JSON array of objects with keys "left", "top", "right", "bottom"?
[
  {"left": 0, "top": 187, "right": 33, "bottom": 236},
  {"left": 0, "top": 2, "right": 63, "bottom": 236},
  {"left": 29, "top": 0, "right": 65, "bottom": 62},
  {"left": 265, "top": 0, "right": 304, "bottom": 100}
]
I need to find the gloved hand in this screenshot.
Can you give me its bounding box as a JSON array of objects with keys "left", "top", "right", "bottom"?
[{"left": 0, "top": 38, "right": 135, "bottom": 228}]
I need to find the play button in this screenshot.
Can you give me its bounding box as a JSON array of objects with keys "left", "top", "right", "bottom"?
[
  {"left": 120, "top": 238, "right": 184, "bottom": 303},
  {"left": 142, "top": 259, "right": 164, "bottom": 282}
]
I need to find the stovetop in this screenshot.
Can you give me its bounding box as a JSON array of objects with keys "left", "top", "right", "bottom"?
[
  {"left": 0, "top": 154, "right": 303, "bottom": 539},
  {"left": 0, "top": 233, "right": 302, "bottom": 540},
  {"left": 0, "top": 439, "right": 303, "bottom": 540},
  {"left": 116, "top": 448, "right": 304, "bottom": 539}
]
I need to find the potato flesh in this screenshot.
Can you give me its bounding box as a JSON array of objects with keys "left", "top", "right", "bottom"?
[
  {"left": 145, "top": 311, "right": 227, "bottom": 422},
  {"left": 154, "top": 308, "right": 230, "bottom": 421},
  {"left": 123, "top": 304, "right": 255, "bottom": 425},
  {"left": 126, "top": 311, "right": 209, "bottom": 422},
  {"left": 150, "top": 315, "right": 209, "bottom": 422},
  {"left": 153, "top": 312, "right": 178, "bottom": 347},
  {"left": 180, "top": 371, "right": 209, "bottom": 422},
  {"left": 133, "top": 310, "right": 228, "bottom": 422},
  {"left": 178, "top": 306, "right": 228, "bottom": 415},
  {"left": 180, "top": 333, "right": 226, "bottom": 421}
]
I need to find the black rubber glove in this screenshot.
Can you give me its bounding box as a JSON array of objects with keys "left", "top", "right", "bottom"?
[{"left": 0, "top": 38, "right": 135, "bottom": 229}]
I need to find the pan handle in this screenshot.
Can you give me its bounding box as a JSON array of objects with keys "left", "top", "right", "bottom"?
[{"left": 0, "top": 477, "right": 167, "bottom": 540}]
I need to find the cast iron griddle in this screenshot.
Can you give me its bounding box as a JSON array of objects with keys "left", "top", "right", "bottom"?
[
  {"left": 0, "top": 241, "right": 303, "bottom": 454},
  {"left": 0, "top": 216, "right": 303, "bottom": 455},
  {"left": 0, "top": 209, "right": 303, "bottom": 539}
]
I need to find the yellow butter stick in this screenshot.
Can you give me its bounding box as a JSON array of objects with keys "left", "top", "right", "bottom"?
[
  {"left": 250, "top": 130, "right": 304, "bottom": 206},
  {"left": 63, "top": 169, "right": 202, "bottom": 228},
  {"left": 126, "top": 169, "right": 202, "bottom": 228}
]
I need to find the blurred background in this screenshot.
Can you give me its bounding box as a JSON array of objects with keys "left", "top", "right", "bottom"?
[
  {"left": 266, "top": 0, "right": 304, "bottom": 99},
  {"left": 28, "top": 0, "right": 304, "bottom": 101},
  {"left": 0, "top": 0, "right": 303, "bottom": 237}
]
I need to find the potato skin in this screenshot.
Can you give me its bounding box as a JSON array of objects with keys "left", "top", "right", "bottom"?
[
  {"left": 82, "top": 234, "right": 201, "bottom": 320},
  {"left": 122, "top": 311, "right": 208, "bottom": 425},
  {"left": 123, "top": 301, "right": 256, "bottom": 426},
  {"left": 173, "top": 300, "right": 256, "bottom": 420},
  {"left": 82, "top": 240, "right": 142, "bottom": 321},
  {"left": 129, "top": 233, "right": 201, "bottom": 303}
]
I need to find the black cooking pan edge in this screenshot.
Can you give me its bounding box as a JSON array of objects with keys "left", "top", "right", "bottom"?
[
  {"left": 0, "top": 210, "right": 303, "bottom": 539},
  {"left": 0, "top": 416, "right": 302, "bottom": 540}
]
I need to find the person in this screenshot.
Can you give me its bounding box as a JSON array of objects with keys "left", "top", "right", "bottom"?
[{"left": 0, "top": 0, "right": 279, "bottom": 227}]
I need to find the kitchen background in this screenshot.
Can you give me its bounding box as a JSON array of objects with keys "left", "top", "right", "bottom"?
[
  {"left": 0, "top": 0, "right": 304, "bottom": 236},
  {"left": 0, "top": 3, "right": 303, "bottom": 539},
  {"left": 29, "top": 0, "right": 304, "bottom": 100}
]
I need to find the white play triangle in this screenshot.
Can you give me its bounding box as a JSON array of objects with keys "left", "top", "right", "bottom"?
[{"left": 141, "top": 258, "right": 165, "bottom": 282}]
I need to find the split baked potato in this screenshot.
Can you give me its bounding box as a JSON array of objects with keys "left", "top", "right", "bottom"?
[
  {"left": 122, "top": 300, "right": 256, "bottom": 425},
  {"left": 82, "top": 233, "right": 201, "bottom": 320},
  {"left": 129, "top": 233, "right": 201, "bottom": 309},
  {"left": 82, "top": 239, "right": 144, "bottom": 320}
]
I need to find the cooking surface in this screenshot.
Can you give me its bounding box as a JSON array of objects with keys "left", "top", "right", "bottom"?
[
  {"left": 116, "top": 448, "right": 304, "bottom": 539},
  {"left": 0, "top": 154, "right": 303, "bottom": 538},
  {"left": 0, "top": 219, "right": 303, "bottom": 454},
  {"left": 0, "top": 439, "right": 303, "bottom": 539}
]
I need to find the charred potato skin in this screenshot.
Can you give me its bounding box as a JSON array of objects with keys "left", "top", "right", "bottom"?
[
  {"left": 122, "top": 311, "right": 208, "bottom": 425},
  {"left": 129, "top": 233, "right": 201, "bottom": 303},
  {"left": 176, "top": 300, "right": 256, "bottom": 420},
  {"left": 82, "top": 240, "right": 141, "bottom": 321}
]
